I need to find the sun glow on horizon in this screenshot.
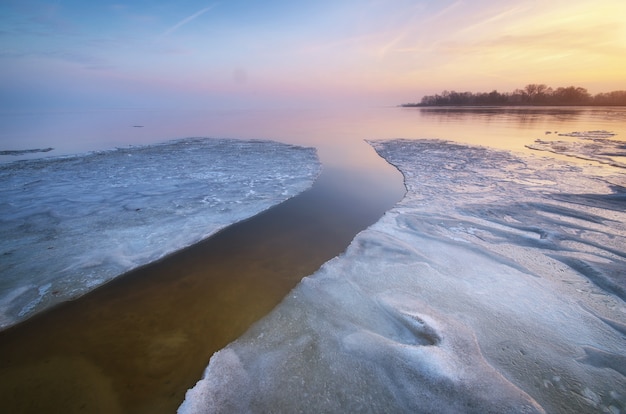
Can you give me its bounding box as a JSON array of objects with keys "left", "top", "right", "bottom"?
[{"left": 1, "top": 0, "right": 624, "bottom": 109}]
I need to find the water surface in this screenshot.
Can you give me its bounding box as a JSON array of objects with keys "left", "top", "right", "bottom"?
[
  {"left": 0, "top": 106, "right": 624, "bottom": 413},
  {"left": 3, "top": 106, "right": 626, "bottom": 163}
]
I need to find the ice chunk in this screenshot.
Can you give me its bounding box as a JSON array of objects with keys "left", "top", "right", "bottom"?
[
  {"left": 182, "top": 139, "right": 625, "bottom": 413},
  {"left": 0, "top": 138, "right": 320, "bottom": 330}
]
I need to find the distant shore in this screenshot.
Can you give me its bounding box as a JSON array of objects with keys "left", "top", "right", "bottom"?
[
  {"left": 400, "top": 103, "right": 626, "bottom": 107},
  {"left": 403, "top": 84, "right": 626, "bottom": 107}
]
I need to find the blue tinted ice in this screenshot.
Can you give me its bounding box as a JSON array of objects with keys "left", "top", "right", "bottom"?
[
  {"left": 0, "top": 138, "right": 320, "bottom": 329},
  {"left": 181, "top": 137, "right": 625, "bottom": 413}
]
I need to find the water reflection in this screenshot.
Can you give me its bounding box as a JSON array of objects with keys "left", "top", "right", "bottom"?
[
  {"left": 417, "top": 106, "right": 586, "bottom": 118},
  {"left": 1, "top": 106, "right": 625, "bottom": 165},
  {"left": 413, "top": 106, "right": 626, "bottom": 130},
  {"left": 398, "top": 106, "right": 626, "bottom": 159}
]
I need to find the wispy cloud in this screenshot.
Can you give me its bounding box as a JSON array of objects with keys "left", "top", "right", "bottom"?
[
  {"left": 160, "top": 4, "right": 218, "bottom": 38},
  {"left": 376, "top": 0, "right": 464, "bottom": 58}
]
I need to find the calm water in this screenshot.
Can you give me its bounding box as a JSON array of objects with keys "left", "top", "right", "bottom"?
[
  {"left": 0, "top": 106, "right": 625, "bottom": 413},
  {"left": 3, "top": 106, "right": 626, "bottom": 167}
]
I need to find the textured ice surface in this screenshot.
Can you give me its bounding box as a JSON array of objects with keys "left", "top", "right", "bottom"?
[
  {"left": 181, "top": 139, "right": 625, "bottom": 414},
  {"left": 0, "top": 138, "right": 320, "bottom": 329},
  {"left": 527, "top": 130, "right": 626, "bottom": 168}
]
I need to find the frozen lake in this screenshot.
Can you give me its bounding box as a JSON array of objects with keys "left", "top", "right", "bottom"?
[{"left": 0, "top": 106, "right": 625, "bottom": 412}]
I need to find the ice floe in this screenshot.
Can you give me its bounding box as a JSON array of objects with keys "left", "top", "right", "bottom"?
[
  {"left": 527, "top": 130, "right": 626, "bottom": 168},
  {"left": 0, "top": 148, "right": 54, "bottom": 156},
  {"left": 181, "top": 139, "right": 625, "bottom": 413},
  {"left": 0, "top": 138, "right": 320, "bottom": 330}
]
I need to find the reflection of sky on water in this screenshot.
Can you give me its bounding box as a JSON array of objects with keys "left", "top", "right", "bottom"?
[
  {"left": 2, "top": 107, "right": 626, "bottom": 169},
  {"left": 415, "top": 106, "right": 626, "bottom": 125}
]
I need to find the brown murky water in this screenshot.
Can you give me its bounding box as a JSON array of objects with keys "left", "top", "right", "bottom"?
[{"left": 0, "top": 164, "right": 405, "bottom": 413}]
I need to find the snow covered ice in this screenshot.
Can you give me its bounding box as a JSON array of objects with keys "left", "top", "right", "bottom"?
[
  {"left": 181, "top": 136, "right": 626, "bottom": 413},
  {"left": 0, "top": 138, "right": 320, "bottom": 330}
]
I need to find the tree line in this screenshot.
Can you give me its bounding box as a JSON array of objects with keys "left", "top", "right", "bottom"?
[{"left": 403, "top": 84, "right": 626, "bottom": 107}]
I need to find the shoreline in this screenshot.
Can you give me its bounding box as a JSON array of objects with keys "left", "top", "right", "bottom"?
[
  {"left": 0, "top": 157, "right": 405, "bottom": 413},
  {"left": 0, "top": 138, "right": 320, "bottom": 331},
  {"left": 2, "top": 107, "right": 624, "bottom": 412},
  {"left": 401, "top": 104, "right": 626, "bottom": 108},
  {"left": 181, "top": 139, "right": 626, "bottom": 413}
]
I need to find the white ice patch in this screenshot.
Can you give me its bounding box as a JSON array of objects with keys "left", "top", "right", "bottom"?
[
  {"left": 0, "top": 138, "right": 320, "bottom": 330},
  {"left": 527, "top": 130, "right": 626, "bottom": 168},
  {"left": 181, "top": 139, "right": 625, "bottom": 413}
]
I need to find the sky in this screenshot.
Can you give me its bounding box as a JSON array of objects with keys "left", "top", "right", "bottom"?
[{"left": 1, "top": 0, "right": 625, "bottom": 110}]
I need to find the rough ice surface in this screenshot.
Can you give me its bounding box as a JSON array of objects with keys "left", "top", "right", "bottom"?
[
  {"left": 181, "top": 136, "right": 625, "bottom": 414},
  {"left": 527, "top": 130, "right": 626, "bottom": 168},
  {"left": 0, "top": 138, "right": 320, "bottom": 330}
]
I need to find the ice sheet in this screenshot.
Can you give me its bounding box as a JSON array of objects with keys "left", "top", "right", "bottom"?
[
  {"left": 0, "top": 138, "right": 320, "bottom": 330},
  {"left": 181, "top": 137, "right": 625, "bottom": 413},
  {"left": 527, "top": 130, "right": 626, "bottom": 168}
]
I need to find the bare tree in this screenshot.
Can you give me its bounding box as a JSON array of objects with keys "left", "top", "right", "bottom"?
[{"left": 523, "top": 84, "right": 550, "bottom": 103}]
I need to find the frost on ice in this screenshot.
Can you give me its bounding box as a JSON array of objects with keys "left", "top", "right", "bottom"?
[
  {"left": 181, "top": 137, "right": 625, "bottom": 414},
  {"left": 0, "top": 138, "right": 320, "bottom": 329}
]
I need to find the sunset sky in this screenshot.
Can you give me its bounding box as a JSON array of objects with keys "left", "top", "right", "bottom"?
[{"left": 1, "top": 0, "right": 625, "bottom": 109}]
